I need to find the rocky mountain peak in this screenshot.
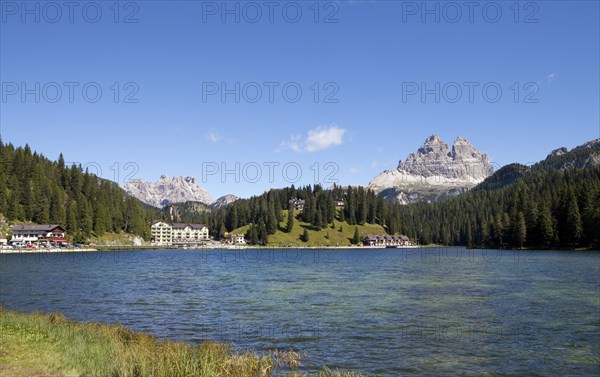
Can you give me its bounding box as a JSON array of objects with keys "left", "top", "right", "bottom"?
[
  {"left": 452, "top": 136, "right": 476, "bottom": 153},
  {"left": 451, "top": 136, "right": 489, "bottom": 163},
  {"left": 210, "top": 194, "right": 240, "bottom": 209},
  {"left": 400, "top": 134, "right": 447, "bottom": 170},
  {"left": 417, "top": 134, "right": 448, "bottom": 153},
  {"left": 547, "top": 147, "right": 568, "bottom": 158},
  {"left": 369, "top": 135, "right": 494, "bottom": 204},
  {"left": 124, "top": 175, "right": 213, "bottom": 208},
  {"left": 397, "top": 135, "right": 492, "bottom": 179},
  {"left": 543, "top": 139, "right": 600, "bottom": 169},
  {"left": 577, "top": 138, "right": 600, "bottom": 149},
  {"left": 425, "top": 134, "right": 443, "bottom": 144}
]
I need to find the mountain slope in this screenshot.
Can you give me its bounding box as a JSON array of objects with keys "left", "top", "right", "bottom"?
[
  {"left": 534, "top": 138, "right": 600, "bottom": 172},
  {"left": 474, "top": 138, "right": 600, "bottom": 192},
  {"left": 164, "top": 201, "right": 212, "bottom": 223},
  {"left": 472, "top": 163, "right": 529, "bottom": 192},
  {"left": 232, "top": 211, "right": 388, "bottom": 247},
  {"left": 394, "top": 138, "right": 600, "bottom": 248},
  {"left": 206, "top": 138, "right": 600, "bottom": 248},
  {"left": 368, "top": 135, "right": 494, "bottom": 203},
  {"left": 0, "top": 141, "right": 155, "bottom": 241}
]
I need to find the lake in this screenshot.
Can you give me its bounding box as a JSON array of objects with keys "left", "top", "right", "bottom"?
[{"left": 1, "top": 248, "right": 599, "bottom": 376}]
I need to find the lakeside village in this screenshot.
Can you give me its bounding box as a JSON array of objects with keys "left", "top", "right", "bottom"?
[
  {"left": 0, "top": 199, "right": 414, "bottom": 251},
  {"left": 0, "top": 223, "right": 413, "bottom": 251}
]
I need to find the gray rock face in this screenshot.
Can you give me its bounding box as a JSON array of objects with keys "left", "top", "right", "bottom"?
[
  {"left": 547, "top": 147, "right": 568, "bottom": 158},
  {"left": 368, "top": 135, "right": 494, "bottom": 204},
  {"left": 545, "top": 139, "right": 600, "bottom": 169},
  {"left": 576, "top": 138, "right": 600, "bottom": 150},
  {"left": 576, "top": 139, "right": 600, "bottom": 168},
  {"left": 210, "top": 194, "right": 239, "bottom": 209},
  {"left": 124, "top": 175, "right": 213, "bottom": 208},
  {"left": 398, "top": 135, "right": 493, "bottom": 181}
]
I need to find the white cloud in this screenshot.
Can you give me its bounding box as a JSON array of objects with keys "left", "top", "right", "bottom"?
[
  {"left": 276, "top": 134, "right": 302, "bottom": 153},
  {"left": 205, "top": 131, "right": 221, "bottom": 144},
  {"left": 306, "top": 126, "right": 347, "bottom": 152},
  {"left": 546, "top": 73, "right": 558, "bottom": 83},
  {"left": 277, "top": 125, "right": 347, "bottom": 153}
]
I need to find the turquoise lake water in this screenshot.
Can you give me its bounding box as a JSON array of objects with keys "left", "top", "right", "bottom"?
[{"left": 1, "top": 248, "right": 599, "bottom": 376}]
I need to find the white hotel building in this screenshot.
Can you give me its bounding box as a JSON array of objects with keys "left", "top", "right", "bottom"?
[{"left": 151, "top": 222, "right": 210, "bottom": 246}]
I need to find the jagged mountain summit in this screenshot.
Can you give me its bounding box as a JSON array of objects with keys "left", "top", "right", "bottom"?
[
  {"left": 368, "top": 135, "right": 494, "bottom": 204},
  {"left": 210, "top": 194, "right": 239, "bottom": 209},
  {"left": 124, "top": 175, "right": 213, "bottom": 208},
  {"left": 547, "top": 147, "right": 568, "bottom": 158}
]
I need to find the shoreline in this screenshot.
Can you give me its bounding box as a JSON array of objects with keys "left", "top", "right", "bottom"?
[
  {"left": 0, "top": 244, "right": 600, "bottom": 254},
  {"left": 0, "top": 247, "right": 98, "bottom": 254},
  {"left": 0, "top": 307, "right": 362, "bottom": 377},
  {"left": 0, "top": 245, "right": 422, "bottom": 254},
  {"left": 1, "top": 245, "right": 596, "bottom": 254}
]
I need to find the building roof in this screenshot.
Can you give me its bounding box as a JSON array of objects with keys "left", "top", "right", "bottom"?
[
  {"left": 151, "top": 221, "right": 170, "bottom": 226},
  {"left": 9, "top": 224, "right": 64, "bottom": 232},
  {"left": 171, "top": 223, "right": 207, "bottom": 229},
  {"left": 364, "top": 234, "right": 409, "bottom": 241}
]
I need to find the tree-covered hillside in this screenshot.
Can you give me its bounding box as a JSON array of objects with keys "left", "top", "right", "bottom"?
[
  {"left": 399, "top": 166, "right": 600, "bottom": 248},
  {"left": 0, "top": 140, "right": 156, "bottom": 241},
  {"left": 196, "top": 184, "right": 392, "bottom": 245},
  {"left": 196, "top": 141, "right": 600, "bottom": 249},
  {"left": 1, "top": 138, "right": 598, "bottom": 249}
]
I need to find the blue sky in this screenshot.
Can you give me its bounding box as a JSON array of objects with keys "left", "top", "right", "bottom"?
[{"left": 1, "top": 0, "right": 599, "bottom": 199}]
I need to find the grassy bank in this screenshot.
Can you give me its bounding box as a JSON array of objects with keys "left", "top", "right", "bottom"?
[
  {"left": 0, "top": 308, "right": 362, "bottom": 377},
  {"left": 233, "top": 210, "right": 388, "bottom": 247},
  {"left": 87, "top": 232, "right": 148, "bottom": 247}
]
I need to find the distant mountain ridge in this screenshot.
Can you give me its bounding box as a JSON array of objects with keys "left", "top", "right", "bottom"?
[
  {"left": 537, "top": 138, "right": 600, "bottom": 171},
  {"left": 210, "top": 194, "right": 239, "bottom": 209},
  {"left": 474, "top": 138, "right": 600, "bottom": 192},
  {"left": 368, "top": 135, "right": 494, "bottom": 204},
  {"left": 124, "top": 175, "right": 240, "bottom": 210},
  {"left": 163, "top": 201, "right": 212, "bottom": 223},
  {"left": 124, "top": 175, "right": 213, "bottom": 208},
  {"left": 162, "top": 194, "right": 240, "bottom": 223},
  {"left": 0, "top": 140, "right": 154, "bottom": 241}
]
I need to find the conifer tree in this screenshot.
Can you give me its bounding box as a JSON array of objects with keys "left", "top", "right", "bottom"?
[
  {"left": 286, "top": 209, "right": 294, "bottom": 233},
  {"left": 565, "top": 191, "right": 583, "bottom": 245},
  {"left": 352, "top": 226, "right": 361, "bottom": 245},
  {"left": 517, "top": 211, "right": 527, "bottom": 248},
  {"left": 302, "top": 228, "right": 309, "bottom": 243},
  {"left": 539, "top": 201, "right": 555, "bottom": 246},
  {"left": 258, "top": 221, "right": 268, "bottom": 245}
]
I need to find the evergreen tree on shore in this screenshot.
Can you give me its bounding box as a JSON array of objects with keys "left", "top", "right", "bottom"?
[
  {"left": 352, "top": 226, "right": 361, "bottom": 245},
  {"left": 286, "top": 208, "right": 294, "bottom": 233},
  {"left": 0, "top": 140, "right": 154, "bottom": 240},
  {"left": 7, "top": 139, "right": 595, "bottom": 249},
  {"left": 301, "top": 228, "right": 309, "bottom": 243}
]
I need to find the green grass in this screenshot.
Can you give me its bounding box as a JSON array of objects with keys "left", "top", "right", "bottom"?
[
  {"left": 0, "top": 308, "right": 364, "bottom": 377},
  {"left": 86, "top": 231, "right": 147, "bottom": 247},
  {"left": 233, "top": 210, "right": 389, "bottom": 247}
]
